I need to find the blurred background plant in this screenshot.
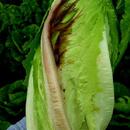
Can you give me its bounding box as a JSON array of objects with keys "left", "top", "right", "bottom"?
[
  {"left": 0, "top": 0, "right": 129, "bottom": 130},
  {"left": 0, "top": 0, "right": 51, "bottom": 129}
]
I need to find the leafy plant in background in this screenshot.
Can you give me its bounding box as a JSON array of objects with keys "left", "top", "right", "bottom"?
[
  {"left": 0, "top": 0, "right": 130, "bottom": 130},
  {"left": 108, "top": 0, "right": 130, "bottom": 129},
  {"left": 0, "top": 0, "right": 51, "bottom": 129}
]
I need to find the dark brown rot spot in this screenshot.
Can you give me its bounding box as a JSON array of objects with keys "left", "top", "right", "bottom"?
[{"left": 48, "top": 0, "right": 79, "bottom": 67}]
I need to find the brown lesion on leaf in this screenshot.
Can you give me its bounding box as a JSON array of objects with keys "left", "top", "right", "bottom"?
[{"left": 48, "top": 0, "right": 80, "bottom": 67}]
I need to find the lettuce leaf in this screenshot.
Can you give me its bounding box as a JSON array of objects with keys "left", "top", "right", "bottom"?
[
  {"left": 57, "top": 1, "right": 114, "bottom": 130},
  {"left": 26, "top": 47, "right": 54, "bottom": 130}
]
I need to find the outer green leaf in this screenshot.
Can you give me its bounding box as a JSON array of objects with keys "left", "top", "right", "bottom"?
[{"left": 26, "top": 47, "right": 54, "bottom": 130}]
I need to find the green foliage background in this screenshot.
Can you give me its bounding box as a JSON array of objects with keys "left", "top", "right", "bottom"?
[{"left": 0, "top": 0, "right": 130, "bottom": 130}]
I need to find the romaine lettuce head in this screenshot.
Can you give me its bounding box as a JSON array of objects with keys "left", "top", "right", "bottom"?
[{"left": 26, "top": 0, "right": 115, "bottom": 130}]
